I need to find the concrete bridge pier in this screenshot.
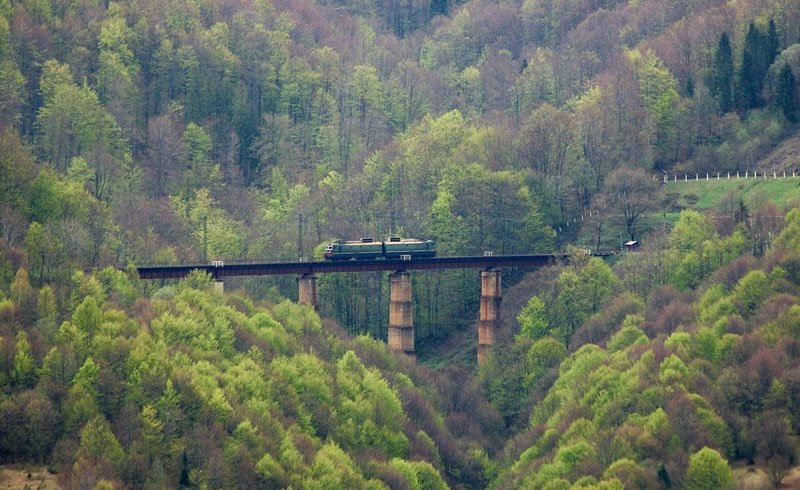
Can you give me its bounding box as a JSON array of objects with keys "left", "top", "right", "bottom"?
[
  {"left": 388, "top": 271, "right": 414, "bottom": 357},
  {"left": 478, "top": 268, "right": 502, "bottom": 365},
  {"left": 213, "top": 279, "right": 224, "bottom": 293},
  {"left": 298, "top": 273, "right": 318, "bottom": 308}
]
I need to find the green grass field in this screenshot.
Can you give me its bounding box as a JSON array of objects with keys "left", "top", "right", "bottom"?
[
  {"left": 655, "top": 176, "right": 800, "bottom": 228},
  {"left": 569, "top": 175, "right": 800, "bottom": 252},
  {"left": 663, "top": 176, "right": 800, "bottom": 211}
]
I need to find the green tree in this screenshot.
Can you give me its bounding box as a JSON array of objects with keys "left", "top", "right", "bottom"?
[
  {"left": 38, "top": 60, "right": 73, "bottom": 106},
  {"left": 35, "top": 75, "right": 127, "bottom": 200},
  {"left": 632, "top": 50, "right": 682, "bottom": 166},
  {"left": 550, "top": 269, "right": 590, "bottom": 343},
  {"left": 732, "top": 269, "right": 771, "bottom": 315},
  {"left": 348, "top": 64, "right": 382, "bottom": 134},
  {"left": 138, "top": 404, "right": 168, "bottom": 468},
  {"left": 774, "top": 63, "right": 798, "bottom": 123},
  {"left": 737, "top": 21, "right": 779, "bottom": 111},
  {"left": 95, "top": 16, "right": 141, "bottom": 143},
  {"left": 251, "top": 114, "right": 300, "bottom": 186},
  {"left": 72, "top": 416, "right": 126, "bottom": 485},
  {"left": 517, "top": 296, "right": 549, "bottom": 340},
  {"left": 72, "top": 357, "right": 101, "bottom": 399},
  {"left": 12, "top": 331, "right": 37, "bottom": 387},
  {"left": 0, "top": 42, "right": 24, "bottom": 121},
  {"left": 526, "top": 336, "right": 566, "bottom": 387},
  {"left": 183, "top": 123, "right": 221, "bottom": 193},
  {"left": 0, "top": 130, "right": 35, "bottom": 218},
  {"left": 547, "top": 258, "right": 617, "bottom": 344},
  {"left": 0, "top": 390, "right": 59, "bottom": 461},
  {"left": 428, "top": 188, "right": 468, "bottom": 254},
  {"left": 709, "top": 32, "right": 734, "bottom": 113},
  {"left": 774, "top": 208, "right": 800, "bottom": 251},
  {"left": 334, "top": 351, "right": 409, "bottom": 457},
  {"left": 36, "top": 285, "right": 58, "bottom": 342},
  {"left": 438, "top": 166, "right": 555, "bottom": 254},
  {"left": 0, "top": 58, "right": 24, "bottom": 128},
  {"left": 765, "top": 19, "right": 780, "bottom": 69},
  {"left": 686, "top": 447, "right": 733, "bottom": 490},
  {"left": 171, "top": 189, "right": 246, "bottom": 260},
  {"left": 9, "top": 267, "right": 35, "bottom": 317},
  {"left": 306, "top": 442, "right": 379, "bottom": 489},
  {"left": 73, "top": 295, "right": 102, "bottom": 337},
  {"left": 737, "top": 22, "right": 762, "bottom": 110},
  {"left": 511, "top": 48, "right": 557, "bottom": 116}
]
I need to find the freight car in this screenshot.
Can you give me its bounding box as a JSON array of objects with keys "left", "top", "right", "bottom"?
[{"left": 323, "top": 237, "right": 436, "bottom": 260}]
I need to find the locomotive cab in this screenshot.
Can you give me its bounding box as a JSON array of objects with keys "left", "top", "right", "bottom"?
[{"left": 323, "top": 237, "right": 435, "bottom": 260}]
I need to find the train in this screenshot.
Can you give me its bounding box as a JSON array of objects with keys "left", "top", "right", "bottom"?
[{"left": 323, "top": 237, "right": 436, "bottom": 260}]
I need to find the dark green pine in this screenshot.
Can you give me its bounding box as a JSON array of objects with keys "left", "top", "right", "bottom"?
[
  {"left": 710, "top": 32, "right": 734, "bottom": 112},
  {"left": 775, "top": 63, "right": 798, "bottom": 123},
  {"left": 737, "top": 22, "right": 761, "bottom": 110}
]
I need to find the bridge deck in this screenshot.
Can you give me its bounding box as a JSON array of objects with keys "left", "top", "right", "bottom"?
[{"left": 136, "top": 254, "right": 572, "bottom": 279}]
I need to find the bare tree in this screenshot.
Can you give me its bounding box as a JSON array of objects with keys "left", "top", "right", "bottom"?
[
  {"left": 604, "top": 166, "right": 660, "bottom": 241},
  {"left": 143, "top": 111, "right": 185, "bottom": 197}
]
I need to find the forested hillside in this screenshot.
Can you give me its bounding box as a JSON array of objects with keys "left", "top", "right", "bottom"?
[
  {"left": 1, "top": 0, "right": 799, "bottom": 328},
  {"left": 1, "top": 0, "right": 800, "bottom": 486}
]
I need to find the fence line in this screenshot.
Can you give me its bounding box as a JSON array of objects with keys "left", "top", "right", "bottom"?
[
  {"left": 656, "top": 170, "right": 799, "bottom": 182},
  {"left": 555, "top": 170, "right": 798, "bottom": 236}
]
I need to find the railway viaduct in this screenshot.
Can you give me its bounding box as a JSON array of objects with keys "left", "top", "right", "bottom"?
[{"left": 137, "top": 255, "right": 569, "bottom": 364}]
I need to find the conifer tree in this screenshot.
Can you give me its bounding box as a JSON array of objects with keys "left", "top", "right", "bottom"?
[
  {"left": 775, "top": 63, "right": 798, "bottom": 123},
  {"left": 709, "top": 32, "right": 734, "bottom": 112},
  {"left": 766, "top": 19, "right": 780, "bottom": 64},
  {"left": 737, "top": 23, "right": 762, "bottom": 110},
  {"left": 737, "top": 20, "right": 781, "bottom": 110},
  {"left": 430, "top": 0, "right": 448, "bottom": 16}
]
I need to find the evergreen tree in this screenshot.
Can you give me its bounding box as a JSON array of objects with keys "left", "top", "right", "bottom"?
[
  {"left": 430, "top": 0, "right": 448, "bottom": 16},
  {"left": 709, "top": 32, "right": 734, "bottom": 112},
  {"left": 657, "top": 463, "right": 672, "bottom": 488},
  {"left": 737, "top": 20, "right": 781, "bottom": 110},
  {"left": 766, "top": 19, "right": 780, "bottom": 64},
  {"left": 775, "top": 63, "right": 798, "bottom": 123},
  {"left": 737, "top": 23, "right": 762, "bottom": 110}
]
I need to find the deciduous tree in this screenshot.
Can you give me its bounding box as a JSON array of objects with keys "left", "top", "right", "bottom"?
[
  {"left": 603, "top": 166, "right": 659, "bottom": 242},
  {"left": 686, "top": 447, "right": 732, "bottom": 490}
]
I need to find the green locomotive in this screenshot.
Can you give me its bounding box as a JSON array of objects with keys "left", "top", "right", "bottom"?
[{"left": 323, "top": 237, "right": 436, "bottom": 260}]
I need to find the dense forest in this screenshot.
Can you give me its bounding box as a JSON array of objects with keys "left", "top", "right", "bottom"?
[{"left": 1, "top": 0, "right": 800, "bottom": 486}]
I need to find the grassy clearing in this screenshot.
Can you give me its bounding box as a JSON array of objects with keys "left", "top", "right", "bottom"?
[
  {"left": 649, "top": 177, "right": 800, "bottom": 230},
  {"left": 663, "top": 176, "right": 800, "bottom": 211}
]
